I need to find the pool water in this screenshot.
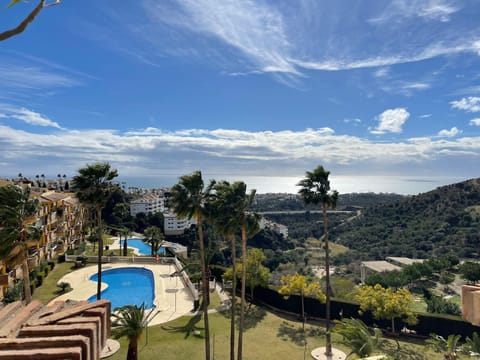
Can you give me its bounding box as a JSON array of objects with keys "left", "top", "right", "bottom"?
[
  {"left": 88, "top": 267, "right": 155, "bottom": 309},
  {"left": 120, "top": 238, "right": 166, "bottom": 256}
]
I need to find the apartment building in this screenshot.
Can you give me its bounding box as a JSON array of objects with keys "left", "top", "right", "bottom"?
[
  {"left": 130, "top": 193, "right": 166, "bottom": 216},
  {"left": 163, "top": 212, "right": 197, "bottom": 236},
  {"left": 0, "top": 185, "right": 86, "bottom": 295}
]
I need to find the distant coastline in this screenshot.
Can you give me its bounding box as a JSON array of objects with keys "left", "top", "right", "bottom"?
[{"left": 118, "top": 175, "right": 470, "bottom": 195}]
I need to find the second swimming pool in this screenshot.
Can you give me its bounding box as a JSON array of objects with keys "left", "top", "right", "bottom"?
[{"left": 120, "top": 238, "right": 167, "bottom": 256}]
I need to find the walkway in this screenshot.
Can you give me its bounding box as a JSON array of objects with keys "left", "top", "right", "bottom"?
[{"left": 54, "top": 263, "right": 195, "bottom": 326}]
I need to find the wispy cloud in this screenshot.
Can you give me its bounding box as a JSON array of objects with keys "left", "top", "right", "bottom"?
[
  {"left": 438, "top": 127, "right": 461, "bottom": 137},
  {"left": 0, "top": 105, "right": 62, "bottom": 129},
  {"left": 420, "top": 114, "right": 432, "bottom": 118},
  {"left": 470, "top": 118, "right": 480, "bottom": 126},
  {"left": 344, "top": 118, "right": 362, "bottom": 125},
  {"left": 371, "top": 108, "right": 410, "bottom": 134},
  {"left": 373, "top": 67, "right": 390, "bottom": 78},
  {"left": 450, "top": 96, "right": 480, "bottom": 112},
  {"left": 368, "top": 0, "right": 461, "bottom": 23},
  {"left": 0, "top": 52, "right": 84, "bottom": 98},
  {"left": 88, "top": 0, "right": 480, "bottom": 86}
]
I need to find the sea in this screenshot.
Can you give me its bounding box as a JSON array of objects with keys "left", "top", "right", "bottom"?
[{"left": 118, "top": 175, "right": 472, "bottom": 195}]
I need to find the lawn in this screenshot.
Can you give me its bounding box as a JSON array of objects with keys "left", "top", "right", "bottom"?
[
  {"left": 106, "top": 306, "right": 448, "bottom": 360},
  {"left": 32, "top": 261, "right": 77, "bottom": 304}
]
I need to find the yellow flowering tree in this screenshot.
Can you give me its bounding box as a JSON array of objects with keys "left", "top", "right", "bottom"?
[
  {"left": 355, "top": 284, "right": 418, "bottom": 335},
  {"left": 279, "top": 273, "right": 326, "bottom": 358},
  {"left": 279, "top": 273, "right": 326, "bottom": 324}
]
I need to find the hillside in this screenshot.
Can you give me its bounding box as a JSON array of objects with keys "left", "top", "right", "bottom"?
[
  {"left": 253, "top": 192, "right": 406, "bottom": 211},
  {"left": 331, "top": 178, "right": 480, "bottom": 260}
]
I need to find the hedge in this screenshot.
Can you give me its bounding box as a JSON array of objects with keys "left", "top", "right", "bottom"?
[{"left": 250, "top": 286, "right": 480, "bottom": 339}]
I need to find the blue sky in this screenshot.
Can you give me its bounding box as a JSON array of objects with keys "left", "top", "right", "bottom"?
[{"left": 0, "top": 0, "right": 479, "bottom": 192}]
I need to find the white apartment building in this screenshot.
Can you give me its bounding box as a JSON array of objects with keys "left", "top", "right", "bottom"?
[
  {"left": 164, "top": 212, "right": 197, "bottom": 235},
  {"left": 259, "top": 217, "right": 289, "bottom": 238},
  {"left": 130, "top": 194, "right": 165, "bottom": 216}
]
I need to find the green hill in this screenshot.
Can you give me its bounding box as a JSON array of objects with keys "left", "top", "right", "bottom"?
[{"left": 331, "top": 178, "right": 480, "bottom": 260}]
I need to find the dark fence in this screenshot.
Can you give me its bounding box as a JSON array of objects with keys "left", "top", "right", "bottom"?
[{"left": 250, "top": 286, "right": 480, "bottom": 339}]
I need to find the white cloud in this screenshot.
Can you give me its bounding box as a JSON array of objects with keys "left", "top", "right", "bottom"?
[
  {"left": 470, "top": 118, "right": 480, "bottom": 126},
  {"left": 420, "top": 114, "right": 432, "bottom": 118},
  {"left": 438, "top": 127, "right": 461, "bottom": 137},
  {"left": 0, "top": 57, "right": 82, "bottom": 90},
  {"left": 344, "top": 118, "right": 362, "bottom": 124},
  {"left": 402, "top": 82, "right": 431, "bottom": 90},
  {"left": 374, "top": 67, "right": 390, "bottom": 78},
  {"left": 0, "top": 105, "right": 62, "bottom": 129},
  {"left": 368, "top": 0, "right": 460, "bottom": 23},
  {"left": 450, "top": 97, "right": 480, "bottom": 112},
  {"left": 91, "top": 0, "right": 480, "bottom": 86},
  {"left": 371, "top": 108, "right": 410, "bottom": 134},
  {"left": 1, "top": 123, "right": 478, "bottom": 180}
]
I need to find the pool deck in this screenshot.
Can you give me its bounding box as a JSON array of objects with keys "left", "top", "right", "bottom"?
[{"left": 53, "top": 263, "right": 195, "bottom": 326}]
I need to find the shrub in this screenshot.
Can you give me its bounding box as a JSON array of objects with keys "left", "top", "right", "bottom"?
[
  {"left": 332, "top": 318, "right": 381, "bottom": 358},
  {"left": 43, "top": 265, "right": 50, "bottom": 276},
  {"left": 36, "top": 272, "right": 45, "bottom": 287},
  {"left": 48, "top": 260, "right": 55, "bottom": 270},
  {"left": 29, "top": 269, "right": 37, "bottom": 282},
  {"left": 2, "top": 281, "right": 23, "bottom": 305},
  {"left": 57, "top": 282, "right": 70, "bottom": 293}
]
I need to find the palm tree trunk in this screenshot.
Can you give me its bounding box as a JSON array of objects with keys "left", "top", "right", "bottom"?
[
  {"left": 22, "top": 257, "right": 32, "bottom": 304},
  {"left": 123, "top": 234, "right": 128, "bottom": 257},
  {"left": 126, "top": 339, "right": 138, "bottom": 360},
  {"left": 197, "top": 214, "right": 211, "bottom": 360},
  {"left": 230, "top": 234, "right": 236, "bottom": 360},
  {"left": 238, "top": 226, "right": 247, "bottom": 360},
  {"left": 323, "top": 205, "right": 332, "bottom": 356},
  {"left": 96, "top": 206, "right": 103, "bottom": 300}
]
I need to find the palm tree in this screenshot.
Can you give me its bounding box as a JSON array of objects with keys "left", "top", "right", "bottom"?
[
  {"left": 297, "top": 165, "right": 338, "bottom": 357},
  {"left": 171, "top": 171, "right": 213, "bottom": 360},
  {"left": 120, "top": 227, "right": 132, "bottom": 257},
  {"left": 0, "top": 185, "right": 40, "bottom": 304},
  {"left": 143, "top": 226, "right": 163, "bottom": 256},
  {"left": 72, "top": 162, "right": 118, "bottom": 300},
  {"left": 209, "top": 180, "right": 242, "bottom": 360},
  {"left": 111, "top": 303, "right": 154, "bottom": 360},
  {"left": 213, "top": 181, "right": 259, "bottom": 360}
]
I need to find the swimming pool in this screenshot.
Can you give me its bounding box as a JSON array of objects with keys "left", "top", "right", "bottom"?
[
  {"left": 88, "top": 267, "right": 155, "bottom": 309},
  {"left": 120, "top": 238, "right": 166, "bottom": 256}
]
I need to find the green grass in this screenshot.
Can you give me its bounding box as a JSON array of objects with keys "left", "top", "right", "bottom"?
[
  {"left": 106, "top": 306, "right": 449, "bottom": 360},
  {"left": 32, "top": 262, "right": 76, "bottom": 304}
]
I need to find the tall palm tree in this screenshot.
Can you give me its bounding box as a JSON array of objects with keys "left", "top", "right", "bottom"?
[
  {"left": 111, "top": 303, "right": 153, "bottom": 360},
  {"left": 171, "top": 171, "right": 213, "bottom": 360},
  {"left": 0, "top": 185, "right": 40, "bottom": 304},
  {"left": 72, "top": 162, "right": 118, "bottom": 300},
  {"left": 297, "top": 165, "right": 338, "bottom": 357},
  {"left": 236, "top": 189, "right": 259, "bottom": 360},
  {"left": 209, "top": 180, "right": 241, "bottom": 360},
  {"left": 211, "top": 181, "right": 259, "bottom": 360}
]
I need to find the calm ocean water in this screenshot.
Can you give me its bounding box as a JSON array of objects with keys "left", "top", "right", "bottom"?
[{"left": 119, "top": 175, "right": 470, "bottom": 195}]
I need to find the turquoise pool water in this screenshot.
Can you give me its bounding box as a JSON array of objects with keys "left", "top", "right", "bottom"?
[
  {"left": 120, "top": 238, "right": 166, "bottom": 256},
  {"left": 88, "top": 267, "right": 155, "bottom": 309}
]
